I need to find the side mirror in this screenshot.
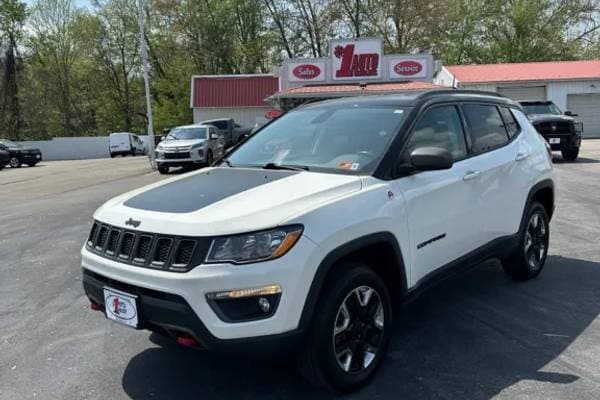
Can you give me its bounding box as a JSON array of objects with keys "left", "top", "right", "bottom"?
[
  {"left": 409, "top": 147, "right": 454, "bottom": 171},
  {"left": 564, "top": 110, "right": 578, "bottom": 117},
  {"left": 210, "top": 133, "right": 219, "bottom": 140}
]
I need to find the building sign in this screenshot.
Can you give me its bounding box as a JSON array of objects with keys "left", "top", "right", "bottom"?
[
  {"left": 279, "top": 38, "right": 435, "bottom": 90},
  {"left": 388, "top": 57, "right": 429, "bottom": 80},
  {"left": 331, "top": 38, "right": 383, "bottom": 80},
  {"left": 287, "top": 61, "right": 325, "bottom": 82}
]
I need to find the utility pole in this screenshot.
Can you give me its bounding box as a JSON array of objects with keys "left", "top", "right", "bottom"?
[{"left": 138, "top": 0, "right": 156, "bottom": 169}]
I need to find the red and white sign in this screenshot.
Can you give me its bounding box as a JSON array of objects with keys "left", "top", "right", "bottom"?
[
  {"left": 331, "top": 38, "right": 383, "bottom": 80},
  {"left": 389, "top": 58, "right": 428, "bottom": 79},
  {"left": 288, "top": 62, "right": 325, "bottom": 82}
]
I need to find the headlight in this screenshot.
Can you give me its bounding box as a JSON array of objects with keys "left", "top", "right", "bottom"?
[
  {"left": 206, "top": 225, "right": 303, "bottom": 264},
  {"left": 156, "top": 144, "right": 163, "bottom": 151},
  {"left": 574, "top": 122, "right": 583, "bottom": 133}
]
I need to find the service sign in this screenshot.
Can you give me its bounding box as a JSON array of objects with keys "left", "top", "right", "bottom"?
[
  {"left": 388, "top": 57, "right": 429, "bottom": 80},
  {"left": 287, "top": 61, "right": 325, "bottom": 83},
  {"left": 331, "top": 38, "right": 383, "bottom": 81}
]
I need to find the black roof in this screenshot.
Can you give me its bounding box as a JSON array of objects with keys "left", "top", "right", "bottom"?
[{"left": 299, "top": 89, "right": 519, "bottom": 109}]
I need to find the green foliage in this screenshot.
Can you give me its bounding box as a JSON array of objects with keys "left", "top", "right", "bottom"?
[{"left": 0, "top": 0, "right": 598, "bottom": 140}]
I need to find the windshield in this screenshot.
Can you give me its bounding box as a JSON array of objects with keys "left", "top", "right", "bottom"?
[
  {"left": 0, "top": 140, "right": 21, "bottom": 148},
  {"left": 521, "top": 103, "right": 562, "bottom": 115},
  {"left": 225, "top": 103, "right": 408, "bottom": 174},
  {"left": 165, "top": 127, "right": 207, "bottom": 140}
]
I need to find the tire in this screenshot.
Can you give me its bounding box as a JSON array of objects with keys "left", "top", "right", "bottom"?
[
  {"left": 0, "top": 164, "right": 4, "bottom": 170},
  {"left": 561, "top": 146, "right": 579, "bottom": 161},
  {"left": 9, "top": 157, "right": 21, "bottom": 168},
  {"left": 157, "top": 164, "right": 169, "bottom": 174},
  {"left": 110, "top": 153, "right": 115, "bottom": 158},
  {"left": 206, "top": 150, "right": 213, "bottom": 167},
  {"left": 298, "top": 263, "right": 392, "bottom": 392},
  {"left": 502, "top": 201, "right": 549, "bottom": 281}
]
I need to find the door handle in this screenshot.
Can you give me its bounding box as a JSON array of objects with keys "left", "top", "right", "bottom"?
[
  {"left": 515, "top": 151, "right": 529, "bottom": 161},
  {"left": 463, "top": 170, "right": 481, "bottom": 181}
]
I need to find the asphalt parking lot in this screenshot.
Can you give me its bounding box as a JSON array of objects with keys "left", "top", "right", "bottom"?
[{"left": 2, "top": 142, "right": 600, "bottom": 400}]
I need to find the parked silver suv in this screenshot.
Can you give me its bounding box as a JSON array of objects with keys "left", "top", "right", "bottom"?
[{"left": 155, "top": 124, "right": 225, "bottom": 174}]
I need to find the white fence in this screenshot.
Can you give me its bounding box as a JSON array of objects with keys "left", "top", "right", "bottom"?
[{"left": 16, "top": 136, "right": 150, "bottom": 161}]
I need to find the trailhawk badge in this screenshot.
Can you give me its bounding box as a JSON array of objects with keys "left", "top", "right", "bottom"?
[{"left": 125, "top": 217, "right": 141, "bottom": 228}]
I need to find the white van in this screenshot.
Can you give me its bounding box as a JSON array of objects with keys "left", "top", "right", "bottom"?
[{"left": 109, "top": 132, "right": 146, "bottom": 157}]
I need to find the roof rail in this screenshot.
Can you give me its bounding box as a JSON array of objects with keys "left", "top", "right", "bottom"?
[{"left": 416, "top": 89, "right": 507, "bottom": 99}]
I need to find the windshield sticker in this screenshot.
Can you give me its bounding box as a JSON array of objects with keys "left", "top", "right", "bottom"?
[
  {"left": 394, "top": 109, "right": 404, "bottom": 114},
  {"left": 351, "top": 163, "right": 360, "bottom": 170}
]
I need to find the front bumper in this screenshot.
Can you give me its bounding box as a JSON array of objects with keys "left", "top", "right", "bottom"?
[
  {"left": 80, "top": 235, "right": 317, "bottom": 341},
  {"left": 22, "top": 153, "right": 42, "bottom": 163},
  {"left": 155, "top": 148, "right": 206, "bottom": 165},
  {"left": 542, "top": 134, "right": 581, "bottom": 150}
]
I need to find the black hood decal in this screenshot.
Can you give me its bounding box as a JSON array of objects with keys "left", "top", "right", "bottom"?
[{"left": 124, "top": 168, "right": 296, "bottom": 213}]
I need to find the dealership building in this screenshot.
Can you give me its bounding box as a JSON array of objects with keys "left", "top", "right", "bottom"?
[{"left": 190, "top": 38, "right": 600, "bottom": 137}]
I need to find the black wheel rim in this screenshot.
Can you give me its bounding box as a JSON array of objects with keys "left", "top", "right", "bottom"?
[
  {"left": 9, "top": 157, "right": 19, "bottom": 167},
  {"left": 524, "top": 211, "right": 548, "bottom": 270},
  {"left": 333, "top": 286, "right": 384, "bottom": 374}
]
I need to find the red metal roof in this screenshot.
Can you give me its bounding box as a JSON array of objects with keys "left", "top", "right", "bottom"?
[
  {"left": 192, "top": 75, "right": 279, "bottom": 108},
  {"left": 273, "top": 81, "right": 442, "bottom": 98},
  {"left": 447, "top": 60, "right": 600, "bottom": 84}
]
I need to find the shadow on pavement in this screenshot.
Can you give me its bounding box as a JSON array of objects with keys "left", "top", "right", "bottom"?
[
  {"left": 553, "top": 156, "right": 599, "bottom": 164},
  {"left": 122, "top": 256, "right": 600, "bottom": 399}
]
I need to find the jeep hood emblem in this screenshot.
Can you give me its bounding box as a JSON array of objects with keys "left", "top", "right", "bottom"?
[{"left": 125, "top": 218, "right": 141, "bottom": 228}]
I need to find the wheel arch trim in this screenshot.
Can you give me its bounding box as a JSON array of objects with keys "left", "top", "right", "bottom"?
[{"left": 297, "top": 231, "right": 407, "bottom": 330}]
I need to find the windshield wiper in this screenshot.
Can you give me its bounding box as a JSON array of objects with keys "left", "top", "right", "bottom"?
[{"left": 262, "top": 162, "right": 309, "bottom": 171}]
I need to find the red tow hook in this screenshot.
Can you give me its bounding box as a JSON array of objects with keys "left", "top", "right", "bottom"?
[
  {"left": 90, "top": 301, "right": 102, "bottom": 311},
  {"left": 176, "top": 334, "right": 200, "bottom": 348}
]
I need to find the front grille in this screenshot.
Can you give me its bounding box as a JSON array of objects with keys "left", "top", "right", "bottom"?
[
  {"left": 85, "top": 221, "right": 210, "bottom": 272},
  {"left": 164, "top": 152, "right": 190, "bottom": 159},
  {"left": 534, "top": 121, "right": 572, "bottom": 136}
]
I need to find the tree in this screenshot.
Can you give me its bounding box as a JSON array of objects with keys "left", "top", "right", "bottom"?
[{"left": 0, "top": 0, "right": 27, "bottom": 139}]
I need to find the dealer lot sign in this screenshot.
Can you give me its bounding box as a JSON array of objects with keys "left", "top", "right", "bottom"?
[{"left": 280, "top": 38, "right": 435, "bottom": 90}]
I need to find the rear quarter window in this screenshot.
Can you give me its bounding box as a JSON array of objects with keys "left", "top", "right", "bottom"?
[{"left": 499, "top": 107, "right": 520, "bottom": 138}]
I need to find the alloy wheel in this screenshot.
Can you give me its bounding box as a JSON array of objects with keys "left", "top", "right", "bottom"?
[
  {"left": 524, "top": 211, "right": 548, "bottom": 270},
  {"left": 333, "top": 286, "right": 384, "bottom": 374},
  {"left": 9, "top": 157, "right": 20, "bottom": 168}
]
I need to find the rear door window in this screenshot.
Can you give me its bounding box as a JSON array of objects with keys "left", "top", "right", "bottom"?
[{"left": 462, "top": 104, "right": 510, "bottom": 154}]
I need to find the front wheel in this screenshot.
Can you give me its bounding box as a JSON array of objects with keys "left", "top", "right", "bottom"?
[
  {"left": 299, "top": 264, "right": 392, "bottom": 392},
  {"left": 502, "top": 201, "right": 549, "bottom": 280},
  {"left": 561, "top": 146, "right": 579, "bottom": 161},
  {"left": 157, "top": 164, "right": 169, "bottom": 174},
  {"left": 9, "top": 157, "right": 21, "bottom": 168}
]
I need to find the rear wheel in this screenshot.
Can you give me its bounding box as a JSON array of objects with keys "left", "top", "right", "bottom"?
[
  {"left": 299, "top": 264, "right": 392, "bottom": 392},
  {"left": 9, "top": 157, "right": 21, "bottom": 168},
  {"left": 502, "top": 201, "right": 549, "bottom": 280},
  {"left": 157, "top": 164, "right": 169, "bottom": 174},
  {"left": 561, "top": 145, "right": 579, "bottom": 161}
]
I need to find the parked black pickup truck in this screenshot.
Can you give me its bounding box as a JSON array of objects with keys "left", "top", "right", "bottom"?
[
  {"left": 200, "top": 118, "right": 252, "bottom": 148},
  {"left": 0, "top": 139, "right": 43, "bottom": 168},
  {"left": 519, "top": 101, "right": 583, "bottom": 161}
]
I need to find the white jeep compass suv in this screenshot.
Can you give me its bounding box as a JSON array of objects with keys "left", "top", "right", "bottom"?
[{"left": 82, "top": 90, "right": 555, "bottom": 392}]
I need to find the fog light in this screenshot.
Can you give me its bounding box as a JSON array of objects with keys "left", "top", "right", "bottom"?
[
  {"left": 206, "top": 285, "right": 282, "bottom": 322},
  {"left": 258, "top": 297, "right": 270, "bottom": 313}
]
